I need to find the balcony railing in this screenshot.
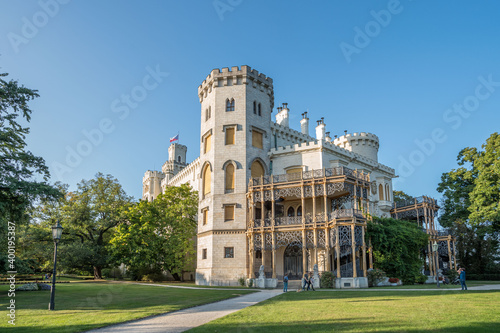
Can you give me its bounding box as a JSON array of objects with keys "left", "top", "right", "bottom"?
[
  {"left": 250, "top": 209, "right": 365, "bottom": 228},
  {"left": 393, "top": 196, "right": 437, "bottom": 209},
  {"left": 250, "top": 166, "right": 369, "bottom": 186}
]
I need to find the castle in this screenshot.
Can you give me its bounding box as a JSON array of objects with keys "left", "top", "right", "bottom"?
[{"left": 142, "top": 66, "right": 456, "bottom": 288}]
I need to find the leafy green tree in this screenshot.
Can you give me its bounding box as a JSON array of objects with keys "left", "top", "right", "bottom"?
[
  {"left": 61, "top": 173, "right": 132, "bottom": 279},
  {"left": 111, "top": 184, "right": 198, "bottom": 281},
  {"left": 0, "top": 72, "right": 61, "bottom": 273},
  {"left": 366, "top": 217, "right": 428, "bottom": 284},
  {"left": 393, "top": 190, "right": 414, "bottom": 207},
  {"left": 469, "top": 133, "right": 500, "bottom": 229}
]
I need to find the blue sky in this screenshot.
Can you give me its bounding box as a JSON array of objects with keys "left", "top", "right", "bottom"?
[{"left": 1, "top": 0, "right": 499, "bottom": 224}]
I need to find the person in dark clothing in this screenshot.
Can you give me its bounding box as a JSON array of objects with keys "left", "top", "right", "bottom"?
[
  {"left": 308, "top": 272, "right": 316, "bottom": 291},
  {"left": 283, "top": 273, "right": 289, "bottom": 292},
  {"left": 303, "top": 273, "right": 309, "bottom": 291}
]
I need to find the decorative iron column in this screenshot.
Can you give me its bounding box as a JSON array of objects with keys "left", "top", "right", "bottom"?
[{"left": 351, "top": 224, "right": 357, "bottom": 278}]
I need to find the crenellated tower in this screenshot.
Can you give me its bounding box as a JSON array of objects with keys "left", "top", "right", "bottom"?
[
  {"left": 196, "top": 65, "right": 274, "bottom": 285},
  {"left": 142, "top": 170, "right": 165, "bottom": 201},
  {"left": 161, "top": 143, "right": 188, "bottom": 188}
]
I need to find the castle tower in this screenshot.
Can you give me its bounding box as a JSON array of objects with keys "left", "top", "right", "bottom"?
[
  {"left": 196, "top": 65, "right": 274, "bottom": 285},
  {"left": 162, "top": 143, "right": 188, "bottom": 187},
  {"left": 142, "top": 170, "right": 165, "bottom": 201},
  {"left": 333, "top": 132, "right": 380, "bottom": 162}
]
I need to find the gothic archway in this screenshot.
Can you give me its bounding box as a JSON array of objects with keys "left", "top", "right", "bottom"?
[{"left": 284, "top": 244, "right": 303, "bottom": 280}]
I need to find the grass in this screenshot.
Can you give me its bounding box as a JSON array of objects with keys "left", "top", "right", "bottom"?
[
  {"left": 0, "top": 282, "right": 254, "bottom": 332},
  {"left": 372, "top": 280, "right": 499, "bottom": 289},
  {"left": 189, "top": 289, "right": 500, "bottom": 332}
]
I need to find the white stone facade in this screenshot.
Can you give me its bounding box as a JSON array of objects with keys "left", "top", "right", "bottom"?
[{"left": 142, "top": 65, "right": 396, "bottom": 286}]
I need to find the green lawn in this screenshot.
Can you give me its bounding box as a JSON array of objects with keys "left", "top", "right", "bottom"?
[
  {"left": 189, "top": 290, "right": 500, "bottom": 332},
  {"left": 372, "top": 280, "right": 499, "bottom": 289},
  {"left": 0, "top": 282, "right": 254, "bottom": 333}
]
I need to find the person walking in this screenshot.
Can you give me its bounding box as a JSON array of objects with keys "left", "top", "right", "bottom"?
[
  {"left": 303, "top": 273, "right": 309, "bottom": 291},
  {"left": 283, "top": 273, "right": 289, "bottom": 292},
  {"left": 308, "top": 272, "right": 316, "bottom": 291},
  {"left": 458, "top": 267, "right": 467, "bottom": 290}
]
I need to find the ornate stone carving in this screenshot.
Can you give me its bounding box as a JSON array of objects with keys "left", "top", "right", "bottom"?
[{"left": 276, "top": 230, "right": 302, "bottom": 248}]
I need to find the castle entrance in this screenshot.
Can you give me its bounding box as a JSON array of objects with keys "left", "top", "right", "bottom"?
[{"left": 284, "top": 244, "right": 303, "bottom": 280}]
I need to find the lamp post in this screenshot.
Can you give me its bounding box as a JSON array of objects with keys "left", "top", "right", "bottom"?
[
  {"left": 49, "top": 220, "right": 63, "bottom": 310},
  {"left": 432, "top": 241, "right": 440, "bottom": 288}
]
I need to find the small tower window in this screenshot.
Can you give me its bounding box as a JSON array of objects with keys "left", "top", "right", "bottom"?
[
  {"left": 251, "top": 160, "right": 265, "bottom": 178},
  {"left": 253, "top": 101, "right": 257, "bottom": 114},
  {"left": 258, "top": 103, "right": 261, "bottom": 116},
  {"left": 379, "top": 184, "right": 384, "bottom": 201},
  {"left": 385, "top": 184, "right": 390, "bottom": 201},
  {"left": 226, "top": 98, "right": 235, "bottom": 112},
  {"left": 225, "top": 163, "right": 235, "bottom": 192},
  {"left": 297, "top": 206, "right": 302, "bottom": 217},
  {"left": 287, "top": 207, "right": 295, "bottom": 217},
  {"left": 203, "top": 165, "right": 211, "bottom": 197},
  {"left": 224, "top": 205, "right": 235, "bottom": 221},
  {"left": 204, "top": 133, "right": 212, "bottom": 154},
  {"left": 177, "top": 156, "right": 181, "bottom": 163},
  {"left": 225, "top": 127, "right": 235, "bottom": 145},
  {"left": 252, "top": 130, "right": 263, "bottom": 149}
]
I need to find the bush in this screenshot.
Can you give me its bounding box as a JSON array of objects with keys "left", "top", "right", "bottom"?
[
  {"left": 416, "top": 274, "right": 427, "bottom": 284},
  {"left": 102, "top": 267, "right": 123, "bottom": 279},
  {"left": 248, "top": 279, "right": 253, "bottom": 288},
  {"left": 320, "top": 271, "right": 335, "bottom": 288},
  {"left": 367, "top": 268, "right": 386, "bottom": 287},
  {"left": 15, "top": 283, "right": 39, "bottom": 291},
  {"left": 238, "top": 277, "right": 246, "bottom": 287},
  {"left": 467, "top": 273, "right": 500, "bottom": 281},
  {"left": 141, "top": 272, "right": 165, "bottom": 282}
]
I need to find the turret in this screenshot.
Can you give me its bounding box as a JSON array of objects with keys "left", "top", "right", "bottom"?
[
  {"left": 142, "top": 170, "right": 165, "bottom": 201},
  {"left": 333, "top": 132, "right": 380, "bottom": 162}
]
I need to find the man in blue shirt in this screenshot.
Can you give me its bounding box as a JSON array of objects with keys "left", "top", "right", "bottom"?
[{"left": 458, "top": 267, "right": 467, "bottom": 290}]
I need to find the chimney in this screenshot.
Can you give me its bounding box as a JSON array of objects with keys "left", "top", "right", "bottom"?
[
  {"left": 316, "top": 118, "right": 326, "bottom": 140},
  {"left": 300, "top": 111, "right": 309, "bottom": 136},
  {"left": 275, "top": 102, "right": 289, "bottom": 127},
  {"left": 325, "top": 131, "right": 332, "bottom": 142}
]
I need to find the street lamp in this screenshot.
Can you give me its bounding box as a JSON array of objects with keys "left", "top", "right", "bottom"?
[
  {"left": 432, "top": 241, "right": 440, "bottom": 288},
  {"left": 49, "top": 220, "right": 63, "bottom": 310}
]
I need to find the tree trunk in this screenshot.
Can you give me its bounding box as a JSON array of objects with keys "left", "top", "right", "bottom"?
[{"left": 94, "top": 266, "right": 103, "bottom": 280}]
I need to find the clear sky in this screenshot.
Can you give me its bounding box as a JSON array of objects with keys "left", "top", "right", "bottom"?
[{"left": 1, "top": 0, "right": 499, "bottom": 225}]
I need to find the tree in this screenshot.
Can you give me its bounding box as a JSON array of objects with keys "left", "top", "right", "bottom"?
[
  {"left": 0, "top": 72, "right": 61, "bottom": 273},
  {"left": 61, "top": 173, "right": 132, "bottom": 279},
  {"left": 469, "top": 133, "right": 500, "bottom": 229},
  {"left": 111, "top": 184, "right": 198, "bottom": 281},
  {"left": 437, "top": 134, "right": 500, "bottom": 275},
  {"left": 393, "top": 190, "right": 414, "bottom": 207},
  {"left": 366, "top": 216, "right": 428, "bottom": 284}
]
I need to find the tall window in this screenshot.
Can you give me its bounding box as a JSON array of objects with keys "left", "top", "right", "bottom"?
[
  {"left": 258, "top": 103, "right": 261, "bottom": 116},
  {"left": 378, "top": 184, "right": 384, "bottom": 201},
  {"left": 225, "top": 127, "right": 235, "bottom": 145},
  {"left": 225, "top": 163, "right": 235, "bottom": 192},
  {"left": 202, "top": 208, "right": 208, "bottom": 225},
  {"left": 203, "top": 165, "right": 211, "bottom": 197},
  {"left": 385, "top": 184, "right": 390, "bottom": 201},
  {"left": 287, "top": 207, "right": 295, "bottom": 217},
  {"left": 202, "top": 248, "right": 207, "bottom": 259},
  {"left": 224, "top": 205, "right": 235, "bottom": 221},
  {"left": 224, "top": 247, "right": 234, "bottom": 258},
  {"left": 205, "top": 106, "right": 211, "bottom": 121},
  {"left": 177, "top": 156, "right": 181, "bottom": 163},
  {"left": 252, "top": 130, "right": 263, "bottom": 149},
  {"left": 251, "top": 160, "right": 265, "bottom": 178},
  {"left": 297, "top": 206, "right": 302, "bottom": 217},
  {"left": 253, "top": 101, "right": 257, "bottom": 114},
  {"left": 204, "top": 133, "right": 212, "bottom": 154},
  {"left": 226, "top": 98, "right": 235, "bottom": 112}
]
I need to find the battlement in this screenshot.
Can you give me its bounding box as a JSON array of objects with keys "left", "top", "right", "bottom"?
[
  {"left": 198, "top": 65, "right": 274, "bottom": 102},
  {"left": 333, "top": 132, "right": 379, "bottom": 146},
  {"left": 143, "top": 170, "right": 165, "bottom": 183}
]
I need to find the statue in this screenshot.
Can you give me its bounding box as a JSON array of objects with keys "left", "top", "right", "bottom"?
[{"left": 259, "top": 265, "right": 265, "bottom": 279}]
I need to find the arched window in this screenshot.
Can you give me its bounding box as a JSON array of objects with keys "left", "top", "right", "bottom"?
[
  {"left": 258, "top": 103, "right": 261, "bottom": 116},
  {"left": 177, "top": 156, "right": 181, "bottom": 163},
  {"left": 253, "top": 101, "right": 257, "bottom": 114},
  {"left": 203, "top": 164, "right": 211, "bottom": 197},
  {"left": 287, "top": 207, "right": 295, "bottom": 217},
  {"left": 385, "top": 184, "right": 390, "bottom": 201},
  {"left": 378, "top": 184, "right": 384, "bottom": 201},
  {"left": 226, "top": 98, "right": 235, "bottom": 112},
  {"left": 251, "top": 160, "right": 265, "bottom": 178},
  {"left": 297, "top": 206, "right": 302, "bottom": 217},
  {"left": 225, "top": 163, "right": 235, "bottom": 192}
]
